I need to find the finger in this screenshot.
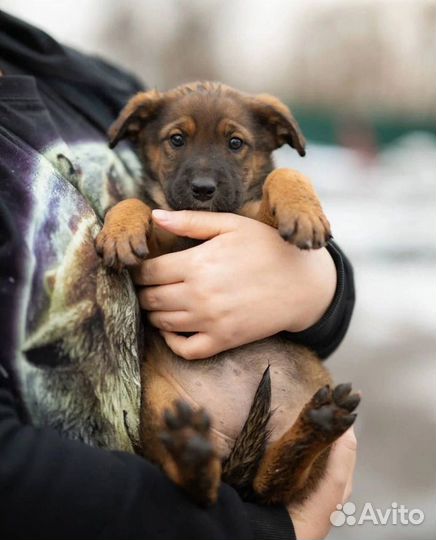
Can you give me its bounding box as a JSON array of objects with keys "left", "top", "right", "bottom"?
[
  {"left": 160, "top": 331, "right": 217, "bottom": 360},
  {"left": 131, "top": 253, "right": 189, "bottom": 285},
  {"left": 340, "top": 427, "right": 357, "bottom": 502},
  {"left": 152, "top": 209, "right": 241, "bottom": 240},
  {"left": 148, "top": 311, "right": 201, "bottom": 333},
  {"left": 137, "top": 283, "right": 187, "bottom": 311},
  {"left": 327, "top": 426, "right": 357, "bottom": 500},
  {"left": 344, "top": 473, "right": 354, "bottom": 504}
]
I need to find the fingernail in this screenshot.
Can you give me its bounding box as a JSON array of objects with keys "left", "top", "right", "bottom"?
[{"left": 152, "top": 209, "right": 171, "bottom": 221}]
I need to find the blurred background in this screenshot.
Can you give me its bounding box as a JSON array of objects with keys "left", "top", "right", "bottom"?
[{"left": 1, "top": 0, "right": 434, "bottom": 538}]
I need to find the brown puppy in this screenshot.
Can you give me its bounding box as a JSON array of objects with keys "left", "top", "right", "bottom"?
[{"left": 96, "top": 82, "right": 359, "bottom": 507}]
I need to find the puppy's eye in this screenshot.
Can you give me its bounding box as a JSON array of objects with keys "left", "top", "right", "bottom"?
[
  {"left": 170, "top": 134, "right": 185, "bottom": 148},
  {"left": 229, "top": 137, "right": 243, "bottom": 151}
]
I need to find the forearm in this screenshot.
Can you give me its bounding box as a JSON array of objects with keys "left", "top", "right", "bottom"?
[
  {"left": 282, "top": 245, "right": 337, "bottom": 333},
  {"left": 284, "top": 240, "right": 355, "bottom": 359}
]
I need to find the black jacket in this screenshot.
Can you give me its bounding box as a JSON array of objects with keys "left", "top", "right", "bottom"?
[{"left": 0, "top": 10, "right": 354, "bottom": 540}]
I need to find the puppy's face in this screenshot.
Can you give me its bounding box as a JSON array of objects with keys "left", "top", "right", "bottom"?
[{"left": 109, "top": 82, "right": 305, "bottom": 212}]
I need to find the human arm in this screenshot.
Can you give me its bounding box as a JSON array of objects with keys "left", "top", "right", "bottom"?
[{"left": 134, "top": 210, "right": 354, "bottom": 360}]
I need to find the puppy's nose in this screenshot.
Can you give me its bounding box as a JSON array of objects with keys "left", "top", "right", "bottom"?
[{"left": 191, "top": 177, "right": 217, "bottom": 201}]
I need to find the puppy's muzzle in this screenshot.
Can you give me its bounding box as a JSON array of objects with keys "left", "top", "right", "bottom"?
[{"left": 191, "top": 177, "right": 217, "bottom": 201}]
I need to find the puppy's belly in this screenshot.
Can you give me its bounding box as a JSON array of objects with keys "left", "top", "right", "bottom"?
[{"left": 143, "top": 335, "right": 331, "bottom": 459}]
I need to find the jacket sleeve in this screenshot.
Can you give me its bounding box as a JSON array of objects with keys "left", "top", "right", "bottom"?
[
  {"left": 0, "top": 383, "right": 294, "bottom": 540},
  {"left": 284, "top": 241, "right": 355, "bottom": 359}
]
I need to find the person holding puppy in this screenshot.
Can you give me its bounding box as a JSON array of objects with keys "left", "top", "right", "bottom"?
[{"left": 0, "top": 10, "right": 356, "bottom": 540}]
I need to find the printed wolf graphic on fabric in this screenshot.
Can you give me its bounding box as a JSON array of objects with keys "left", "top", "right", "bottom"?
[
  {"left": 49, "top": 141, "right": 145, "bottom": 219},
  {"left": 16, "top": 142, "right": 144, "bottom": 451}
]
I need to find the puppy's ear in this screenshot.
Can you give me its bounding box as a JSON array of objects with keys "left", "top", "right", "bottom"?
[
  {"left": 250, "top": 94, "right": 306, "bottom": 156},
  {"left": 108, "top": 90, "right": 163, "bottom": 149}
]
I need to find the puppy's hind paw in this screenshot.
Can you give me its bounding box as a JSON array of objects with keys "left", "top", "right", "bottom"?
[
  {"left": 159, "top": 400, "right": 221, "bottom": 507},
  {"left": 160, "top": 401, "right": 213, "bottom": 467},
  {"left": 307, "top": 383, "right": 360, "bottom": 436}
]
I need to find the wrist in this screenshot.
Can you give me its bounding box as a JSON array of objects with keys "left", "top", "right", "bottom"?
[{"left": 285, "top": 247, "right": 337, "bottom": 333}]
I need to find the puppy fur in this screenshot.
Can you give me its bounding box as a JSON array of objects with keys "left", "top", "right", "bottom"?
[{"left": 95, "top": 81, "right": 359, "bottom": 507}]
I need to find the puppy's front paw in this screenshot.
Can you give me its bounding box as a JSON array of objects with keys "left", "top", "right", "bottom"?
[
  {"left": 275, "top": 203, "right": 331, "bottom": 249},
  {"left": 95, "top": 222, "right": 149, "bottom": 270},
  {"left": 95, "top": 199, "right": 151, "bottom": 270},
  {"left": 262, "top": 169, "right": 331, "bottom": 250}
]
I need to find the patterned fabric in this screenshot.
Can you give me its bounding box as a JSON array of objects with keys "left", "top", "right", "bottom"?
[{"left": 0, "top": 68, "right": 145, "bottom": 451}]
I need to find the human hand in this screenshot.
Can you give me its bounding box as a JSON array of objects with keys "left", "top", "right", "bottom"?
[
  {"left": 289, "top": 427, "right": 357, "bottom": 540},
  {"left": 132, "top": 209, "right": 337, "bottom": 360}
]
